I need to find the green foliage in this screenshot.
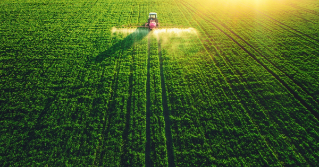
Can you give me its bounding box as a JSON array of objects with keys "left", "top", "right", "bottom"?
[{"left": 1, "top": 0, "right": 319, "bottom": 166}]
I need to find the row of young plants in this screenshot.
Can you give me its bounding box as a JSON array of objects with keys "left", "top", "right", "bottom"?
[
  {"left": 0, "top": 1, "right": 77, "bottom": 165},
  {"left": 106, "top": 1, "right": 171, "bottom": 166},
  {"left": 189, "top": 0, "right": 319, "bottom": 118},
  {"left": 228, "top": 13, "right": 319, "bottom": 114},
  {"left": 156, "top": 0, "right": 318, "bottom": 166},
  {"left": 255, "top": 1, "right": 319, "bottom": 41},
  {"left": 195, "top": 1, "right": 318, "bottom": 164},
  {"left": 46, "top": 1, "right": 127, "bottom": 165},
  {"left": 90, "top": 1, "right": 170, "bottom": 166},
  {"left": 233, "top": 7, "right": 319, "bottom": 102},
  {"left": 178, "top": 0, "right": 319, "bottom": 165},
  {"left": 147, "top": 1, "right": 195, "bottom": 166},
  {"left": 3, "top": 0, "right": 318, "bottom": 166},
  {"left": 161, "top": 28, "right": 273, "bottom": 166},
  {"left": 257, "top": 1, "right": 318, "bottom": 103},
  {"left": 146, "top": 34, "right": 168, "bottom": 166},
  {"left": 99, "top": 25, "right": 152, "bottom": 167},
  {"left": 1, "top": 0, "right": 121, "bottom": 166},
  {"left": 45, "top": 1, "right": 156, "bottom": 166},
  {"left": 157, "top": 2, "right": 262, "bottom": 166},
  {"left": 90, "top": 1, "right": 154, "bottom": 166},
  {"left": 125, "top": 31, "right": 149, "bottom": 166}
]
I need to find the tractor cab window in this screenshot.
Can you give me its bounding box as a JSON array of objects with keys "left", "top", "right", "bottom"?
[{"left": 150, "top": 14, "right": 156, "bottom": 19}]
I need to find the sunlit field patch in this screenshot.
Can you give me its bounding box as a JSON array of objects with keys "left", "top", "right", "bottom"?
[{"left": 1, "top": 0, "right": 319, "bottom": 166}]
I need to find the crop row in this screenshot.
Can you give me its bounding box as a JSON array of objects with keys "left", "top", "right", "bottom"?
[
  {"left": 0, "top": 0, "right": 150, "bottom": 166},
  {"left": 174, "top": 0, "right": 319, "bottom": 165},
  {"left": 145, "top": 34, "right": 168, "bottom": 166},
  {"left": 2, "top": 0, "right": 319, "bottom": 166},
  {"left": 167, "top": 1, "right": 274, "bottom": 164},
  {"left": 188, "top": 0, "right": 319, "bottom": 128},
  {"left": 188, "top": 0, "right": 319, "bottom": 109}
]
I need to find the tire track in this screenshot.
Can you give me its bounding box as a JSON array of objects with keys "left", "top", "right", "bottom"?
[
  {"left": 180, "top": 0, "right": 316, "bottom": 163},
  {"left": 179, "top": 1, "right": 312, "bottom": 165},
  {"left": 93, "top": 58, "right": 122, "bottom": 166},
  {"left": 91, "top": 64, "right": 106, "bottom": 166},
  {"left": 206, "top": 3, "right": 319, "bottom": 106},
  {"left": 120, "top": 70, "right": 133, "bottom": 165},
  {"left": 158, "top": 37, "right": 176, "bottom": 167},
  {"left": 290, "top": 12, "right": 318, "bottom": 24},
  {"left": 175, "top": 0, "right": 281, "bottom": 164},
  {"left": 93, "top": 36, "right": 125, "bottom": 167},
  {"left": 120, "top": 35, "right": 135, "bottom": 166},
  {"left": 184, "top": 0, "right": 315, "bottom": 162},
  {"left": 180, "top": 0, "right": 319, "bottom": 119},
  {"left": 145, "top": 34, "right": 152, "bottom": 167},
  {"left": 221, "top": 10, "right": 319, "bottom": 98},
  {"left": 255, "top": 10, "right": 319, "bottom": 44},
  {"left": 101, "top": 52, "right": 123, "bottom": 162},
  {"left": 237, "top": 11, "right": 319, "bottom": 50},
  {"left": 227, "top": 9, "right": 319, "bottom": 87},
  {"left": 190, "top": 13, "right": 308, "bottom": 165},
  {"left": 288, "top": 3, "right": 319, "bottom": 17},
  {"left": 223, "top": 8, "right": 318, "bottom": 48}
]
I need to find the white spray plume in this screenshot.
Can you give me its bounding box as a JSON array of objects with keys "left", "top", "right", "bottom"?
[
  {"left": 110, "top": 27, "right": 198, "bottom": 51},
  {"left": 152, "top": 28, "right": 198, "bottom": 36}
]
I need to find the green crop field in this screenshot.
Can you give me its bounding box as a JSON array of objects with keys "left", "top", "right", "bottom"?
[{"left": 1, "top": 0, "right": 319, "bottom": 166}]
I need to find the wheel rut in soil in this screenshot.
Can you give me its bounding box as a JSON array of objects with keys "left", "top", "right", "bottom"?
[
  {"left": 94, "top": 42, "right": 124, "bottom": 166},
  {"left": 158, "top": 38, "right": 176, "bottom": 167},
  {"left": 179, "top": 0, "right": 319, "bottom": 120},
  {"left": 120, "top": 50, "right": 134, "bottom": 166},
  {"left": 145, "top": 34, "right": 152, "bottom": 167}
]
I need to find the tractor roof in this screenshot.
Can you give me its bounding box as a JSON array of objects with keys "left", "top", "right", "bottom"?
[{"left": 149, "top": 12, "right": 157, "bottom": 14}]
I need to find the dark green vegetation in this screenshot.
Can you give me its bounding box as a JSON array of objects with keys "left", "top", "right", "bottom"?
[{"left": 1, "top": 0, "right": 319, "bottom": 166}]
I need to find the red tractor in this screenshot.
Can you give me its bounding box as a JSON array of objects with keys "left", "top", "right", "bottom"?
[
  {"left": 145, "top": 12, "right": 159, "bottom": 30},
  {"left": 118, "top": 12, "right": 186, "bottom": 30}
]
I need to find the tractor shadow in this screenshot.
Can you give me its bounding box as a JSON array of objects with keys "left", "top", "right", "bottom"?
[{"left": 93, "top": 26, "right": 151, "bottom": 63}]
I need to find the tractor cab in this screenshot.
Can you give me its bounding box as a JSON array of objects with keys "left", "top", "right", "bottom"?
[
  {"left": 148, "top": 12, "right": 158, "bottom": 23},
  {"left": 146, "top": 12, "right": 159, "bottom": 30},
  {"left": 148, "top": 12, "right": 157, "bottom": 19}
]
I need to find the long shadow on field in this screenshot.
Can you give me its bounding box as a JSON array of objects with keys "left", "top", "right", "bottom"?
[
  {"left": 91, "top": 26, "right": 150, "bottom": 166},
  {"left": 158, "top": 38, "right": 176, "bottom": 167},
  {"left": 120, "top": 43, "right": 135, "bottom": 166},
  {"left": 93, "top": 26, "right": 150, "bottom": 63}
]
